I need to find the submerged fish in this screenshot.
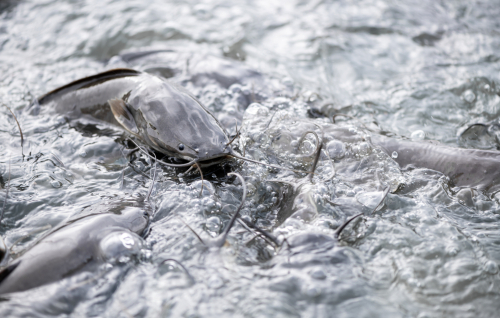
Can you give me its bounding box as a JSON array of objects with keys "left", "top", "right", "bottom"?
[
  {"left": 243, "top": 104, "right": 500, "bottom": 196},
  {"left": 0, "top": 198, "right": 150, "bottom": 294},
  {"left": 370, "top": 134, "right": 500, "bottom": 194}
]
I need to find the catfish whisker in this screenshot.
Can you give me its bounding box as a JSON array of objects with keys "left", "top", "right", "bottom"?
[
  {"left": 177, "top": 217, "right": 206, "bottom": 246},
  {"left": 237, "top": 218, "right": 279, "bottom": 247},
  {"left": 224, "top": 119, "right": 242, "bottom": 148},
  {"left": 297, "top": 130, "right": 321, "bottom": 157},
  {"left": 3, "top": 104, "right": 23, "bottom": 150},
  {"left": 182, "top": 173, "right": 247, "bottom": 248},
  {"left": 0, "top": 158, "right": 11, "bottom": 225},
  {"left": 194, "top": 161, "right": 204, "bottom": 197},
  {"left": 211, "top": 172, "right": 247, "bottom": 247},
  {"left": 335, "top": 186, "right": 390, "bottom": 239},
  {"left": 127, "top": 163, "right": 150, "bottom": 179},
  {"left": 308, "top": 142, "right": 323, "bottom": 182},
  {"left": 146, "top": 155, "right": 157, "bottom": 202},
  {"left": 158, "top": 258, "right": 195, "bottom": 284},
  {"left": 229, "top": 150, "right": 314, "bottom": 176}
]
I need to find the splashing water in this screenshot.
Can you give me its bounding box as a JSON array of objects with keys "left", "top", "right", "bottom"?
[{"left": 1, "top": 0, "right": 500, "bottom": 317}]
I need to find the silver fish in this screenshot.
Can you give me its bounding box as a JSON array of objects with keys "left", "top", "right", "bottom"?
[
  {"left": 0, "top": 198, "right": 150, "bottom": 294},
  {"left": 30, "top": 68, "right": 232, "bottom": 167}
]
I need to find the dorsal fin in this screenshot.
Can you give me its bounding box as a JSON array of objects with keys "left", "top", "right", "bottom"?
[
  {"left": 0, "top": 262, "right": 19, "bottom": 286},
  {"left": 38, "top": 68, "right": 141, "bottom": 105}
]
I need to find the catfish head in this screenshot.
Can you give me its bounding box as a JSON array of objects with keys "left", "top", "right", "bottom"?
[{"left": 109, "top": 74, "right": 231, "bottom": 165}]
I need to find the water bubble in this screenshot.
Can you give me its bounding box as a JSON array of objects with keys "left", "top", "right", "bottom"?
[
  {"left": 309, "top": 269, "right": 327, "bottom": 280},
  {"left": 78, "top": 150, "right": 87, "bottom": 158},
  {"left": 257, "top": 107, "right": 269, "bottom": 116},
  {"left": 282, "top": 77, "right": 293, "bottom": 86},
  {"left": 462, "top": 89, "right": 475, "bottom": 103},
  {"left": 50, "top": 180, "right": 62, "bottom": 188},
  {"left": 246, "top": 183, "right": 256, "bottom": 196},
  {"left": 484, "top": 84, "right": 491, "bottom": 92},
  {"left": 411, "top": 130, "right": 425, "bottom": 140},
  {"left": 120, "top": 232, "right": 136, "bottom": 249},
  {"left": 326, "top": 140, "right": 346, "bottom": 159},
  {"left": 358, "top": 142, "right": 371, "bottom": 155},
  {"left": 446, "top": 246, "right": 459, "bottom": 257},
  {"left": 484, "top": 260, "right": 498, "bottom": 274},
  {"left": 205, "top": 216, "right": 221, "bottom": 234},
  {"left": 207, "top": 274, "right": 224, "bottom": 289},
  {"left": 99, "top": 231, "right": 142, "bottom": 263},
  {"left": 391, "top": 151, "right": 398, "bottom": 159}
]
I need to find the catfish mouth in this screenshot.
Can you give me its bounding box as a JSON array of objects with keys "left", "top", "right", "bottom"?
[
  {"left": 196, "top": 154, "right": 232, "bottom": 167},
  {"left": 148, "top": 143, "right": 232, "bottom": 168},
  {"left": 175, "top": 153, "right": 231, "bottom": 168}
]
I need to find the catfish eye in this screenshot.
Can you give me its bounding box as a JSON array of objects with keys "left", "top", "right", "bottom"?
[{"left": 178, "top": 144, "right": 185, "bottom": 151}]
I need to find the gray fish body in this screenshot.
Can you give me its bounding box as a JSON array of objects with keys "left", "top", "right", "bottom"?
[
  {"left": 370, "top": 134, "right": 500, "bottom": 194},
  {"left": 33, "top": 68, "right": 231, "bottom": 163},
  {"left": 323, "top": 124, "right": 500, "bottom": 194},
  {"left": 0, "top": 199, "right": 150, "bottom": 294}
]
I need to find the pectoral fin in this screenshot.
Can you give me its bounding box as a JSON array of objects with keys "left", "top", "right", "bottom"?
[{"left": 108, "top": 99, "right": 138, "bottom": 135}]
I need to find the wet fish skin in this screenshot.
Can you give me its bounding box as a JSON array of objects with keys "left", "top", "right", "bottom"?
[
  {"left": 30, "top": 68, "right": 231, "bottom": 164},
  {"left": 370, "top": 134, "right": 500, "bottom": 194},
  {"left": 0, "top": 198, "right": 150, "bottom": 295}
]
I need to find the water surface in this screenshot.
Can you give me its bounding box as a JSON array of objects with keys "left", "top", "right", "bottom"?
[{"left": 1, "top": 0, "right": 500, "bottom": 317}]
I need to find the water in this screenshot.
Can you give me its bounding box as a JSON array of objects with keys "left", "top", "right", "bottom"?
[{"left": 1, "top": 0, "right": 500, "bottom": 317}]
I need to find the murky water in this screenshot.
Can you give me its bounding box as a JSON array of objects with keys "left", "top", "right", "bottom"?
[{"left": 1, "top": 0, "right": 500, "bottom": 317}]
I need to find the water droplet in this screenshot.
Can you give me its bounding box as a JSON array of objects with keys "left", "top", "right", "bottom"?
[
  {"left": 50, "top": 180, "right": 61, "bottom": 188},
  {"left": 484, "top": 260, "right": 498, "bottom": 274},
  {"left": 120, "top": 232, "right": 136, "bottom": 249},
  {"left": 391, "top": 151, "right": 398, "bottom": 159},
  {"left": 326, "top": 140, "right": 346, "bottom": 159},
  {"left": 462, "top": 89, "right": 475, "bottom": 103},
  {"left": 207, "top": 274, "right": 224, "bottom": 289},
  {"left": 411, "top": 130, "right": 425, "bottom": 140},
  {"left": 358, "top": 142, "right": 370, "bottom": 155},
  {"left": 282, "top": 77, "right": 293, "bottom": 86},
  {"left": 309, "top": 269, "right": 326, "bottom": 280},
  {"left": 253, "top": 108, "right": 267, "bottom": 117},
  {"left": 205, "top": 216, "right": 221, "bottom": 235}
]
